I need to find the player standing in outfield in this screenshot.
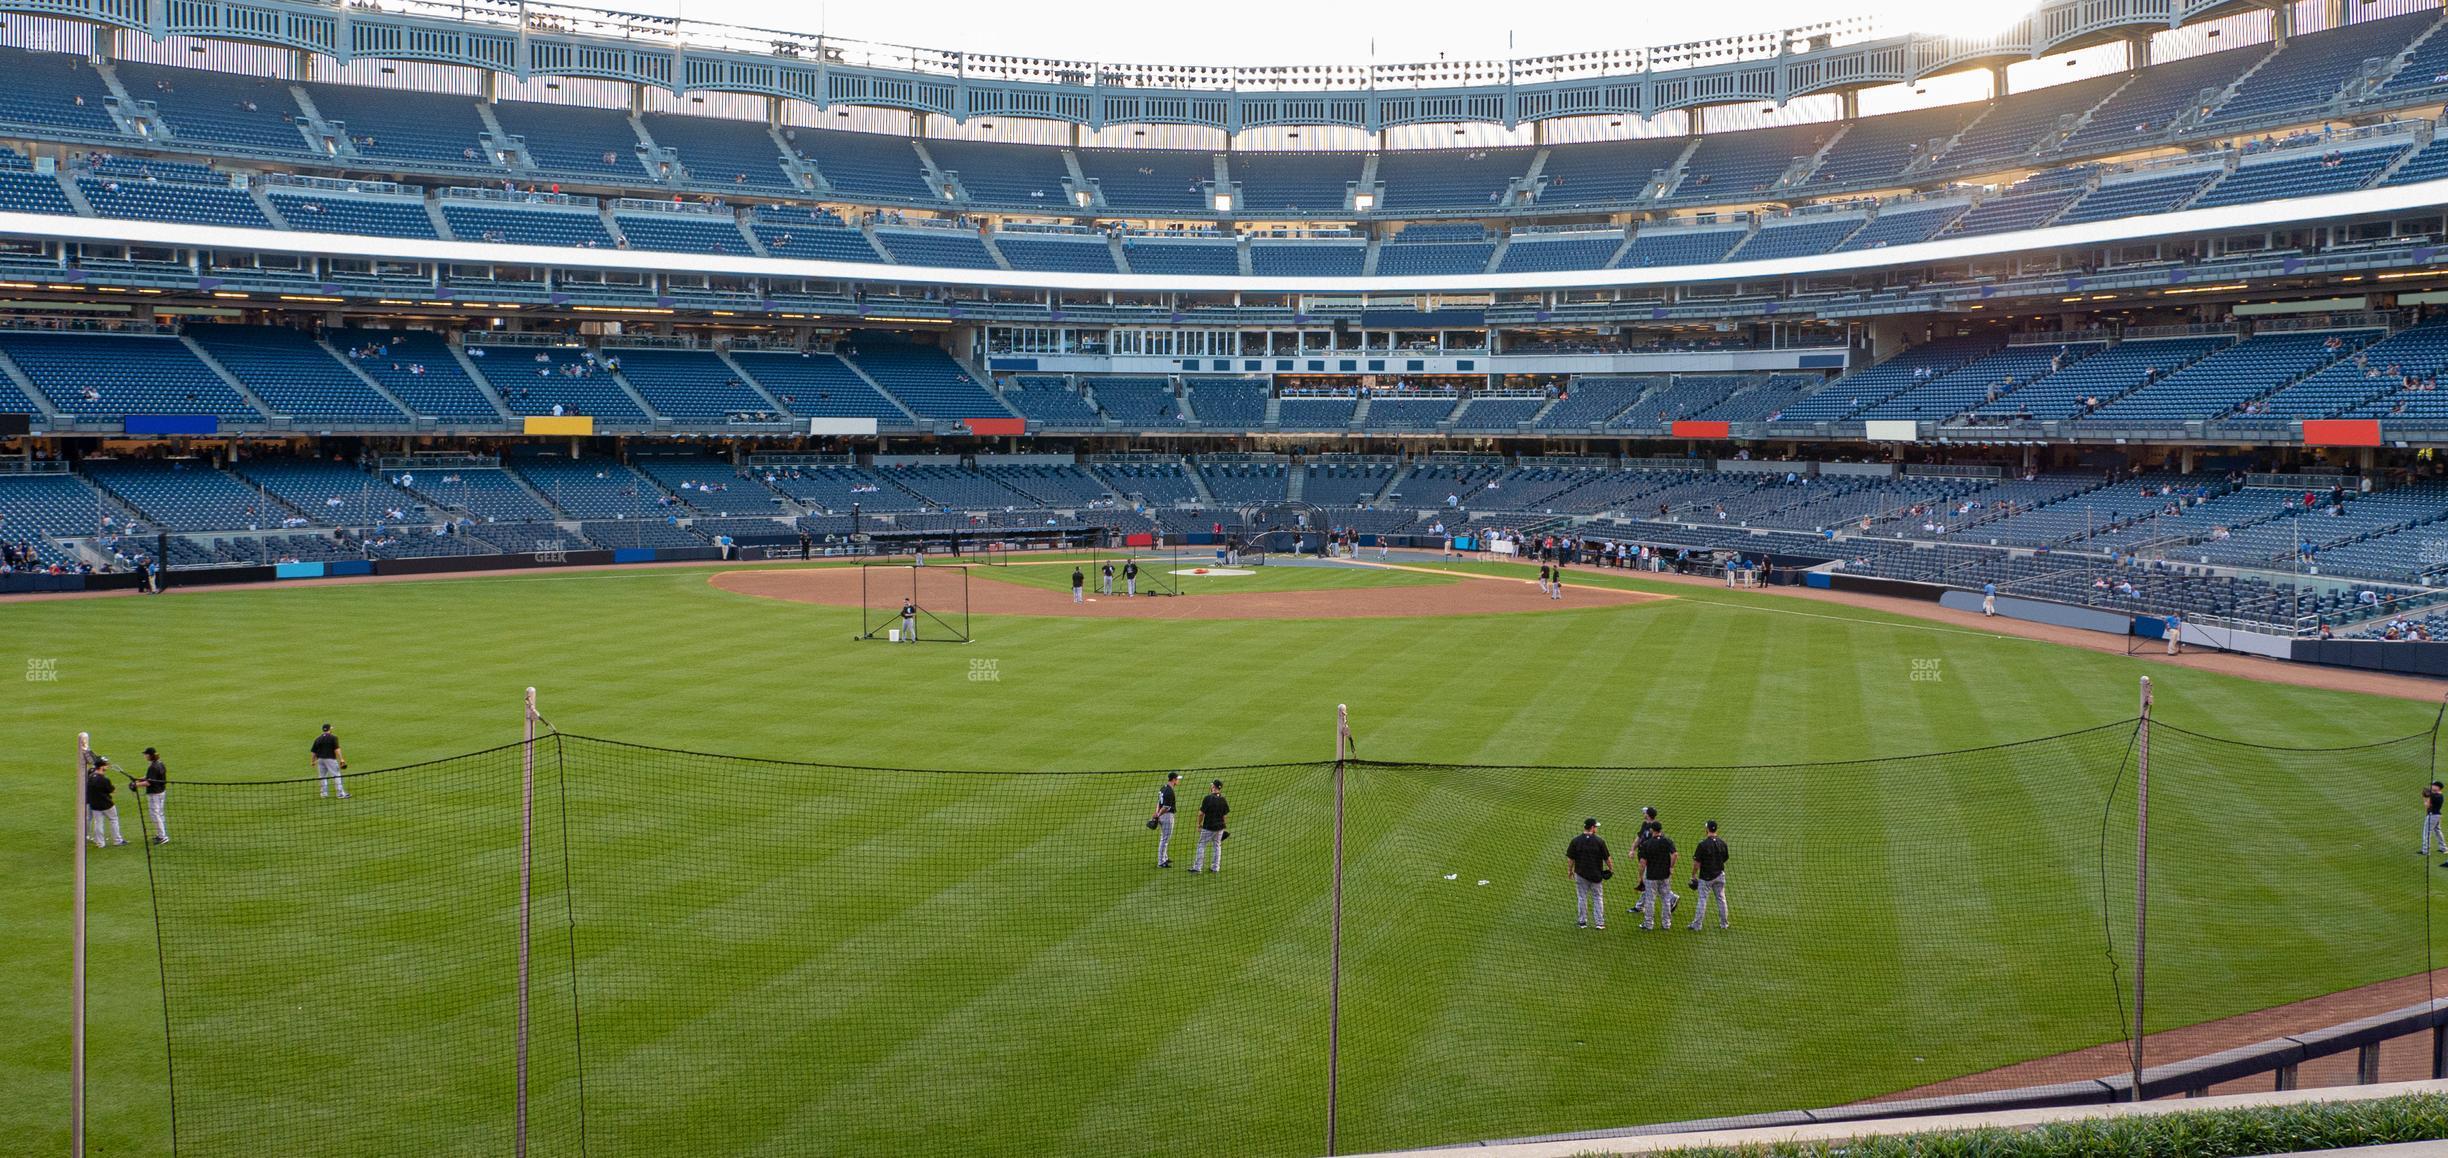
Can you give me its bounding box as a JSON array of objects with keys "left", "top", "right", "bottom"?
[
  {"left": 1550, "top": 559, "right": 1564, "bottom": 601},
  {"left": 136, "top": 746, "right": 170, "bottom": 844},
  {"left": 1100, "top": 561, "right": 1115, "bottom": 596},
  {"left": 1629, "top": 807, "right": 1662, "bottom": 918},
  {"left": 1982, "top": 581, "right": 1998, "bottom": 617},
  {"left": 1537, "top": 562, "right": 1552, "bottom": 596},
  {"left": 1636, "top": 821, "right": 1677, "bottom": 930},
  {"left": 1150, "top": 771, "right": 1180, "bottom": 868},
  {"left": 1688, "top": 820, "right": 1729, "bottom": 931},
  {"left": 1190, "top": 778, "right": 1229, "bottom": 873},
  {"left": 2425, "top": 781, "right": 2444, "bottom": 856},
  {"left": 86, "top": 755, "right": 126, "bottom": 847},
  {"left": 311, "top": 724, "right": 349, "bottom": 799},
  {"left": 1072, "top": 566, "right": 1086, "bottom": 604},
  {"left": 1566, "top": 817, "right": 1611, "bottom": 930},
  {"left": 1124, "top": 559, "right": 1139, "bottom": 597},
  {"left": 901, "top": 598, "right": 917, "bottom": 643}
]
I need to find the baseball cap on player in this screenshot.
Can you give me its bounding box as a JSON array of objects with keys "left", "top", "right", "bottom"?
[
  {"left": 143, "top": 747, "right": 158, "bottom": 756},
  {"left": 1211, "top": 778, "right": 1224, "bottom": 788},
  {"left": 1584, "top": 817, "right": 1599, "bottom": 829}
]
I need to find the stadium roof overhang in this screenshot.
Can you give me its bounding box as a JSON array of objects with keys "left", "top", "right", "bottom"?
[
  {"left": 0, "top": 0, "right": 2267, "bottom": 131},
  {"left": 10, "top": 177, "right": 2445, "bottom": 298}
]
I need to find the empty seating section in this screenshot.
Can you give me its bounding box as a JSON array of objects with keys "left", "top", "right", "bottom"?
[
  {"left": 1937, "top": 75, "right": 2127, "bottom": 170},
  {"left": 1454, "top": 396, "right": 1545, "bottom": 427},
  {"left": 1231, "top": 152, "right": 1363, "bottom": 214},
  {"left": 511, "top": 456, "right": 675, "bottom": 518},
  {"left": 1612, "top": 376, "right": 1743, "bottom": 428},
  {"left": 1495, "top": 234, "right": 1621, "bottom": 272},
  {"left": 1671, "top": 125, "right": 1825, "bottom": 201},
  {"left": 79, "top": 177, "right": 271, "bottom": 228},
  {"left": 727, "top": 351, "right": 907, "bottom": 422},
  {"left": 269, "top": 193, "right": 439, "bottom": 238},
  {"left": 1808, "top": 105, "right": 1979, "bottom": 187},
  {"left": 389, "top": 467, "right": 556, "bottom": 521},
  {"left": 1833, "top": 203, "right": 1966, "bottom": 251},
  {"left": 611, "top": 349, "right": 772, "bottom": 419},
  {"left": 611, "top": 211, "right": 752, "bottom": 254},
  {"left": 1277, "top": 396, "right": 1358, "bottom": 428},
  {"left": 2060, "top": 49, "right": 2263, "bottom": 153},
  {"left": 874, "top": 228, "right": 998, "bottom": 268},
  {"left": 0, "top": 472, "right": 127, "bottom": 561},
  {"left": 994, "top": 234, "right": 1119, "bottom": 273},
  {"left": 489, "top": 101, "right": 645, "bottom": 180},
  {"left": 1699, "top": 373, "right": 1825, "bottom": 422},
  {"left": 2383, "top": 137, "right": 2448, "bottom": 185},
  {"left": 2188, "top": 143, "right": 2405, "bottom": 209},
  {"left": 189, "top": 325, "right": 403, "bottom": 421},
  {"left": 1004, "top": 376, "right": 1103, "bottom": 426},
  {"left": 643, "top": 114, "right": 797, "bottom": 192},
  {"left": 84, "top": 460, "right": 291, "bottom": 530},
  {"left": 1303, "top": 462, "right": 1397, "bottom": 505},
  {"left": 2207, "top": 14, "right": 2430, "bottom": 125},
  {"left": 1091, "top": 461, "right": 1200, "bottom": 505},
  {"left": 1078, "top": 149, "right": 1212, "bottom": 213},
  {"left": 330, "top": 329, "right": 502, "bottom": 421},
  {"left": 842, "top": 340, "right": 1008, "bottom": 419},
  {"left": 1185, "top": 379, "right": 1269, "bottom": 426},
  {"left": 923, "top": 138, "right": 1071, "bottom": 208},
  {"left": 1373, "top": 148, "right": 1532, "bottom": 210},
  {"left": 1362, "top": 397, "right": 1457, "bottom": 429},
  {"left": 1195, "top": 462, "right": 1289, "bottom": 503},
  {"left": 2346, "top": 325, "right": 2448, "bottom": 417},
  {"left": 118, "top": 64, "right": 308, "bottom": 154},
  {"left": 441, "top": 202, "right": 617, "bottom": 248},
  {"left": 794, "top": 130, "right": 932, "bottom": 201},
  {"left": 1777, "top": 336, "right": 1994, "bottom": 422},
  {"left": 1374, "top": 228, "right": 1495, "bottom": 276},
  {"left": 751, "top": 208, "right": 884, "bottom": 262},
  {"left": 1535, "top": 378, "right": 1646, "bottom": 428},
  {"left": 2053, "top": 169, "right": 2217, "bottom": 224},
  {"left": 1978, "top": 335, "right": 2227, "bottom": 419},
  {"left": 1533, "top": 138, "right": 1685, "bottom": 207},
  {"left": 304, "top": 84, "right": 489, "bottom": 167},
  {"left": 882, "top": 465, "right": 1034, "bottom": 508},
  {"left": 1086, "top": 377, "right": 1182, "bottom": 426},
  {"left": 1731, "top": 218, "right": 1862, "bottom": 261},
  {"left": 979, "top": 464, "right": 1109, "bottom": 505},
  {"left": 1618, "top": 227, "right": 1745, "bottom": 267},
  {"left": 1865, "top": 342, "right": 2101, "bottom": 421},
  {"left": 0, "top": 49, "right": 121, "bottom": 137},
  {"left": 1946, "top": 184, "right": 2083, "bottom": 236},
  {"left": 2380, "top": 18, "right": 2448, "bottom": 98},
  {"left": 470, "top": 346, "right": 649, "bottom": 422},
  {"left": 235, "top": 459, "right": 425, "bottom": 525},
  {"left": 2092, "top": 330, "right": 2364, "bottom": 421},
  {"left": 1, "top": 332, "right": 259, "bottom": 418},
  {"left": 2243, "top": 324, "right": 2448, "bottom": 418},
  {"left": 1249, "top": 242, "right": 1365, "bottom": 277},
  {"left": 1122, "top": 239, "right": 1239, "bottom": 275},
  {"left": 763, "top": 465, "right": 926, "bottom": 513},
  {"left": 0, "top": 169, "right": 75, "bottom": 216}
]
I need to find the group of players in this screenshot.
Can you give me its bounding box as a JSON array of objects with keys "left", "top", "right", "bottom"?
[
  {"left": 79, "top": 724, "right": 352, "bottom": 848},
  {"left": 1566, "top": 808, "right": 1730, "bottom": 932}
]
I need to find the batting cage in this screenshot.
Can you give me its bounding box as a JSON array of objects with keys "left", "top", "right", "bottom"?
[
  {"left": 106, "top": 686, "right": 2444, "bottom": 1158},
  {"left": 857, "top": 562, "right": 973, "bottom": 642}
]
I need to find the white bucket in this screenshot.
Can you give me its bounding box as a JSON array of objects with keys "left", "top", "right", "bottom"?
[{"left": 887, "top": 629, "right": 901, "bottom": 643}]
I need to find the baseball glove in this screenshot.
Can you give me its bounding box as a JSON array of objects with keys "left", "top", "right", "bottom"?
[
  {"left": 1145, "top": 817, "right": 1159, "bottom": 830},
  {"left": 1600, "top": 868, "right": 1613, "bottom": 880}
]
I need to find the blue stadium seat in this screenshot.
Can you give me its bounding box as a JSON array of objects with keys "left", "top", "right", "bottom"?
[
  {"left": 1617, "top": 226, "right": 1745, "bottom": 267},
  {"left": 611, "top": 210, "right": 754, "bottom": 255},
  {"left": 2188, "top": 142, "right": 2406, "bottom": 209},
  {"left": 1230, "top": 152, "right": 1364, "bottom": 215},
  {"left": 1249, "top": 241, "right": 1366, "bottom": 277},
  {"left": 1807, "top": 105, "right": 1981, "bottom": 188},
  {"left": 874, "top": 227, "right": 999, "bottom": 269},
  {"left": 610, "top": 348, "right": 775, "bottom": 420},
  {"left": 79, "top": 176, "right": 271, "bottom": 228},
  {"left": 441, "top": 202, "right": 618, "bottom": 248},
  {"left": 234, "top": 458, "right": 428, "bottom": 525},
  {"left": 189, "top": 325, "right": 406, "bottom": 422},
  {"left": 839, "top": 338, "right": 1008, "bottom": 420},
  {"left": 2089, "top": 330, "right": 2365, "bottom": 422},
  {"left": 2206, "top": 13, "right": 2431, "bottom": 126},
  {"left": 1004, "top": 375, "right": 1104, "bottom": 427},
  {"left": 0, "top": 169, "right": 76, "bottom": 217},
  {"left": 0, "top": 48, "right": 122, "bottom": 139},
  {"left": 1532, "top": 138, "right": 1687, "bottom": 208},
  {"left": 1078, "top": 149, "right": 1213, "bottom": 213},
  {"left": 2059, "top": 49, "right": 2264, "bottom": 153},
  {"left": 1974, "top": 336, "right": 2230, "bottom": 420},
  {"left": 115, "top": 63, "right": 309, "bottom": 154},
  {"left": 1122, "top": 237, "right": 1239, "bottom": 275},
  {"left": 268, "top": 192, "right": 439, "bottom": 238},
  {"left": 83, "top": 460, "right": 294, "bottom": 531},
  {"left": 1937, "top": 74, "right": 2127, "bottom": 171},
  {"left": 789, "top": 127, "right": 934, "bottom": 202},
  {"left": 1373, "top": 148, "right": 1534, "bottom": 211},
  {"left": 994, "top": 233, "right": 1119, "bottom": 273},
  {"left": 1833, "top": 202, "right": 1968, "bottom": 251},
  {"left": 922, "top": 138, "right": 1072, "bottom": 208},
  {"left": 1731, "top": 217, "right": 1863, "bottom": 261},
  {"left": 1083, "top": 377, "right": 1183, "bottom": 426},
  {"left": 328, "top": 329, "right": 506, "bottom": 422},
  {"left": 1670, "top": 125, "right": 1827, "bottom": 202},
  {"left": 512, "top": 455, "right": 680, "bottom": 519},
  {"left": 302, "top": 83, "right": 491, "bottom": 167},
  {"left": 727, "top": 350, "right": 910, "bottom": 423},
  {"left": 490, "top": 101, "right": 648, "bottom": 181},
  {"left": 2052, "top": 168, "right": 2219, "bottom": 224},
  {"left": 642, "top": 113, "right": 799, "bottom": 192},
  {"left": 1184, "top": 378, "right": 1269, "bottom": 426},
  {"left": 468, "top": 345, "right": 649, "bottom": 423},
  {"left": 1495, "top": 233, "right": 1622, "bottom": 273},
  {"left": 750, "top": 207, "right": 886, "bottom": 262},
  {"left": 1, "top": 331, "right": 262, "bottom": 419},
  {"left": 1374, "top": 226, "right": 1494, "bottom": 276}
]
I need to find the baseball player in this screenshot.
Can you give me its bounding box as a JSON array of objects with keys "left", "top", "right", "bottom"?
[
  {"left": 311, "top": 723, "right": 349, "bottom": 799},
  {"left": 901, "top": 597, "right": 917, "bottom": 643},
  {"left": 1150, "top": 771, "right": 1180, "bottom": 868},
  {"left": 1124, "top": 559, "right": 1139, "bottom": 597},
  {"left": 85, "top": 755, "right": 126, "bottom": 847},
  {"left": 1688, "top": 820, "right": 1729, "bottom": 930},
  {"left": 1100, "top": 561, "right": 1115, "bottom": 595},
  {"left": 1190, "top": 778, "right": 1228, "bottom": 873},
  {"left": 1566, "top": 817, "right": 1611, "bottom": 930},
  {"left": 136, "top": 746, "right": 170, "bottom": 844},
  {"left": 1071, "top": 566, "right": 1086, "bottom": 603},
  {"left": 2426, "top": 781, "right": 2445, "bottom": 856},
  {"left": 1629, "top": 808, "right": 1667, "bottom": 917},
  {"left": 1550, "top": 560, "right": 1564, "bottom": 601},
  {"left": 1537, "top": 562, "right": 1552, "bottom": 596},
  {"left": 1635, "top": 820, "right": 1677, "bottom": 931}
]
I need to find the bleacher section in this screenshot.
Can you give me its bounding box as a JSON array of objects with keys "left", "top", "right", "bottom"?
[
  {"left": 83, "top": 460, "right": 291, "bottom": 531},
  {"left": 1373, "top": 148, "right": 1532, "bottom": 211},
  {"left": 1195, "top": 461, "right": 1290, "bottom": 503},
  {"left": 189, "top": 326, "right": 404, "bottom": 422},
  {"left": 610, "top": 348, "right": 774, "bottom": 420},
  {"left": 1085, "top": 377, "right": 1183, "bottom": 427},
  {"left": 922, "top": 138, "right": 1071, "bottom": 208},
  {"left": 1731, "top": 217, "right": 1862, "bottom": 261},
  {"left": 1976, "top": 335, "right": 2229, "bottom": 420},
  {"left": 389, "top": 466, "right": 557, "bottom": 521},
  {"left": 792, "top": 129, "right": 933, "bottom": 202},
  {"left": 995, "top": 233, "right": 1120, "bottom": 273},
  {"left": 874, "top": 227, "right": 998, "bottom": 268},
  {"left": 1004, "top": 376, "right": 1104, "bottom": 427},
  {"left": 0, "top": 331, "right": 261, "bottom": 419},
  {"left": 302, "top": 83, "right": 489, "bottom": 167},
  {"left": 1936, "top": 75, "right": 2128, "bottom": 171},
  {"left": 610, "top": 210, "right": 753, "bottom": 255},
  {"left": 1807, "top": 105, "right": 1981, "bottom": 188},
  {"left": 1122, "top": 237, "right": 1240, "bottom": 275},
  {"left": 511, "top": 456, "right": 676, "bottom": 519},
  {"left": 233, "top": 459, "right": 425, "bottom": 526},
  {"left": 329, "top": 329, "right": 504, "bottom": 422},
  {"left": 467, "top": 345, "right": 650, "bottom": 423},
  {"left": 1277, "top": 396, "right": 1359, "bottom": 429},
  {"left": 841, "top": 339, "right": 1008, "bottom": 420},
  {"left": 1535, "top": 378, "right": 1646, "bottom": 428},
  {"left": 1863, "top": 342, "right": 2103, "bottom": 421},
  {"left": 0, "top": 48, "right": 122, "bottom": 139},
  {"left": 1618, "top": 225, "right": 1746, "bottom": 268},
  {"left": 643, "top": 113, "right": 797, "bottom": 192},
  {"left": 1091, "top": 460, "right": 1201, "bottom": 505},
  {"left": 1670, "top": 125, "right": 1826, "bottom": 202},
  {"left": 117, "top": 63, "right": 309, "bottom": 155},
  {"left": 1495, "top": 232, "right": 1622, "bottom": 273},
  {"left": 2205, "top": 13, "right": 2432, "bottom": 126},
  {"left": 727, "top": 350, "right": 909, "bottom": 423},
  {"left": 268, "top": 191, "right": 440, "bottom": 239},
  {"left": 2188, "top": 141, "right": 2407, "bottom": 209},
  {"left": 490, "top": 101, "right": 646, "bottom": 181},
  {"left": 1185, "top": 379, "right": 1269, "bottom": 427},
  {"left": 1078, "top": 149, "right": 1212, "bottom": 214},
  {"left": 749, "top": 207, "right": 885, "bottom": 262},
  {"left": 1231, "top": 152, "right": 1364, "bottom": 215},
  {"left": 1374, "top": 224, "right": 1495, "bottom": 276},
  {"left": 2090, "top": 330, "right": 2371, "bottom": 421},
  {"left": 1775, "top": 336, "right": 1994, "bottom": 423},
  {"left": 2060, "top": 48, "right": 2265, "bottom": 153},
  {"left": 1249, "top": 241, "right": 1366, "bottom": 277},
  {"left": 1833, "top": 203, "right": 1966, "bottom": 251},
  {"left": 440, "top": 201, "right": 618, "bottom": 248},
  {"left": 80, "top": 176, "right": 271, "bottom": 228}
]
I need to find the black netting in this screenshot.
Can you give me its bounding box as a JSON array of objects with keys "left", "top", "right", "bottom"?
[{"left": 132, "top": 716, "right": 2437, "bottom": 1157}]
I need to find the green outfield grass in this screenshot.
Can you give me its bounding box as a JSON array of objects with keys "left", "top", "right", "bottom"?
[{"left": 2, "top": 557, "right": 2438, "bottom": 1157}]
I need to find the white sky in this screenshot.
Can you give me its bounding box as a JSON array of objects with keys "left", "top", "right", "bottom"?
[{"left": 626, "top": 0, "right": 2039, "bottom": 65}]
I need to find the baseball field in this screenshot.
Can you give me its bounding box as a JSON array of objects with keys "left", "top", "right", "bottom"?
[{"left": 2, "top": 554, "right": 2437, "bottom": 1156}]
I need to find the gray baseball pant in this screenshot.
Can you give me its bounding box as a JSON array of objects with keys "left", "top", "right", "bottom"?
[
  {"left": 1156, "top": 813, "right": 1174, "bottom": 863},
  {"left": 2427, "top": 814, "right": 2443, "bottom": 854},
  {"left": 1690, "top": 876, "right": 1728, "bottom": 928},
  {"left": 1193, "top": 828, "right": 1223, "bottom": 871},
  {"left": 1573, "top": 876, "right": 1605, "bottom": 926},
  {"left": 1640, "top": 878, "right": 1675, "bottom": 927}
]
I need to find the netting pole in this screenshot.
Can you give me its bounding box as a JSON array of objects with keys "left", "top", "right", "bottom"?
[
  {"left": 72, "top": 729, "right": 89, "bottom": 1158},
  {"left": 518, "top": 688, "right": 537, "bottom": 1158},
  {"left": 1326, "top": 704, "right": 1349, "bottom": 1157},
  {"left": 2132, "top": 676, "right": 2152, "bottom": 1103}
]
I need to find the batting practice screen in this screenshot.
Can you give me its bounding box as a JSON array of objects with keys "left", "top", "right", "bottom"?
[{"left": 132, "top": 721, "right": 2438, "bottom": 1157}]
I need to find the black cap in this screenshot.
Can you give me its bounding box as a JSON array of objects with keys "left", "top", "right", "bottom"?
[
  {"left": 321, "top": 723, "right": 332, "bottom": 730},
  {"left": 1706, "top": 820, "right": 1719, "bottom": 833},
  {"left": 1167, "top": 772, "right": 1181, "bottom": 781},
  {"left": 1211, "top": 779, "right": 1223, "bottom": 788},
  {"left": 143, "top": 747, "right": 158, "bottom": 756},
  {"left": 1583, "top": 817, "right": 1599, "bottom": 829}
]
